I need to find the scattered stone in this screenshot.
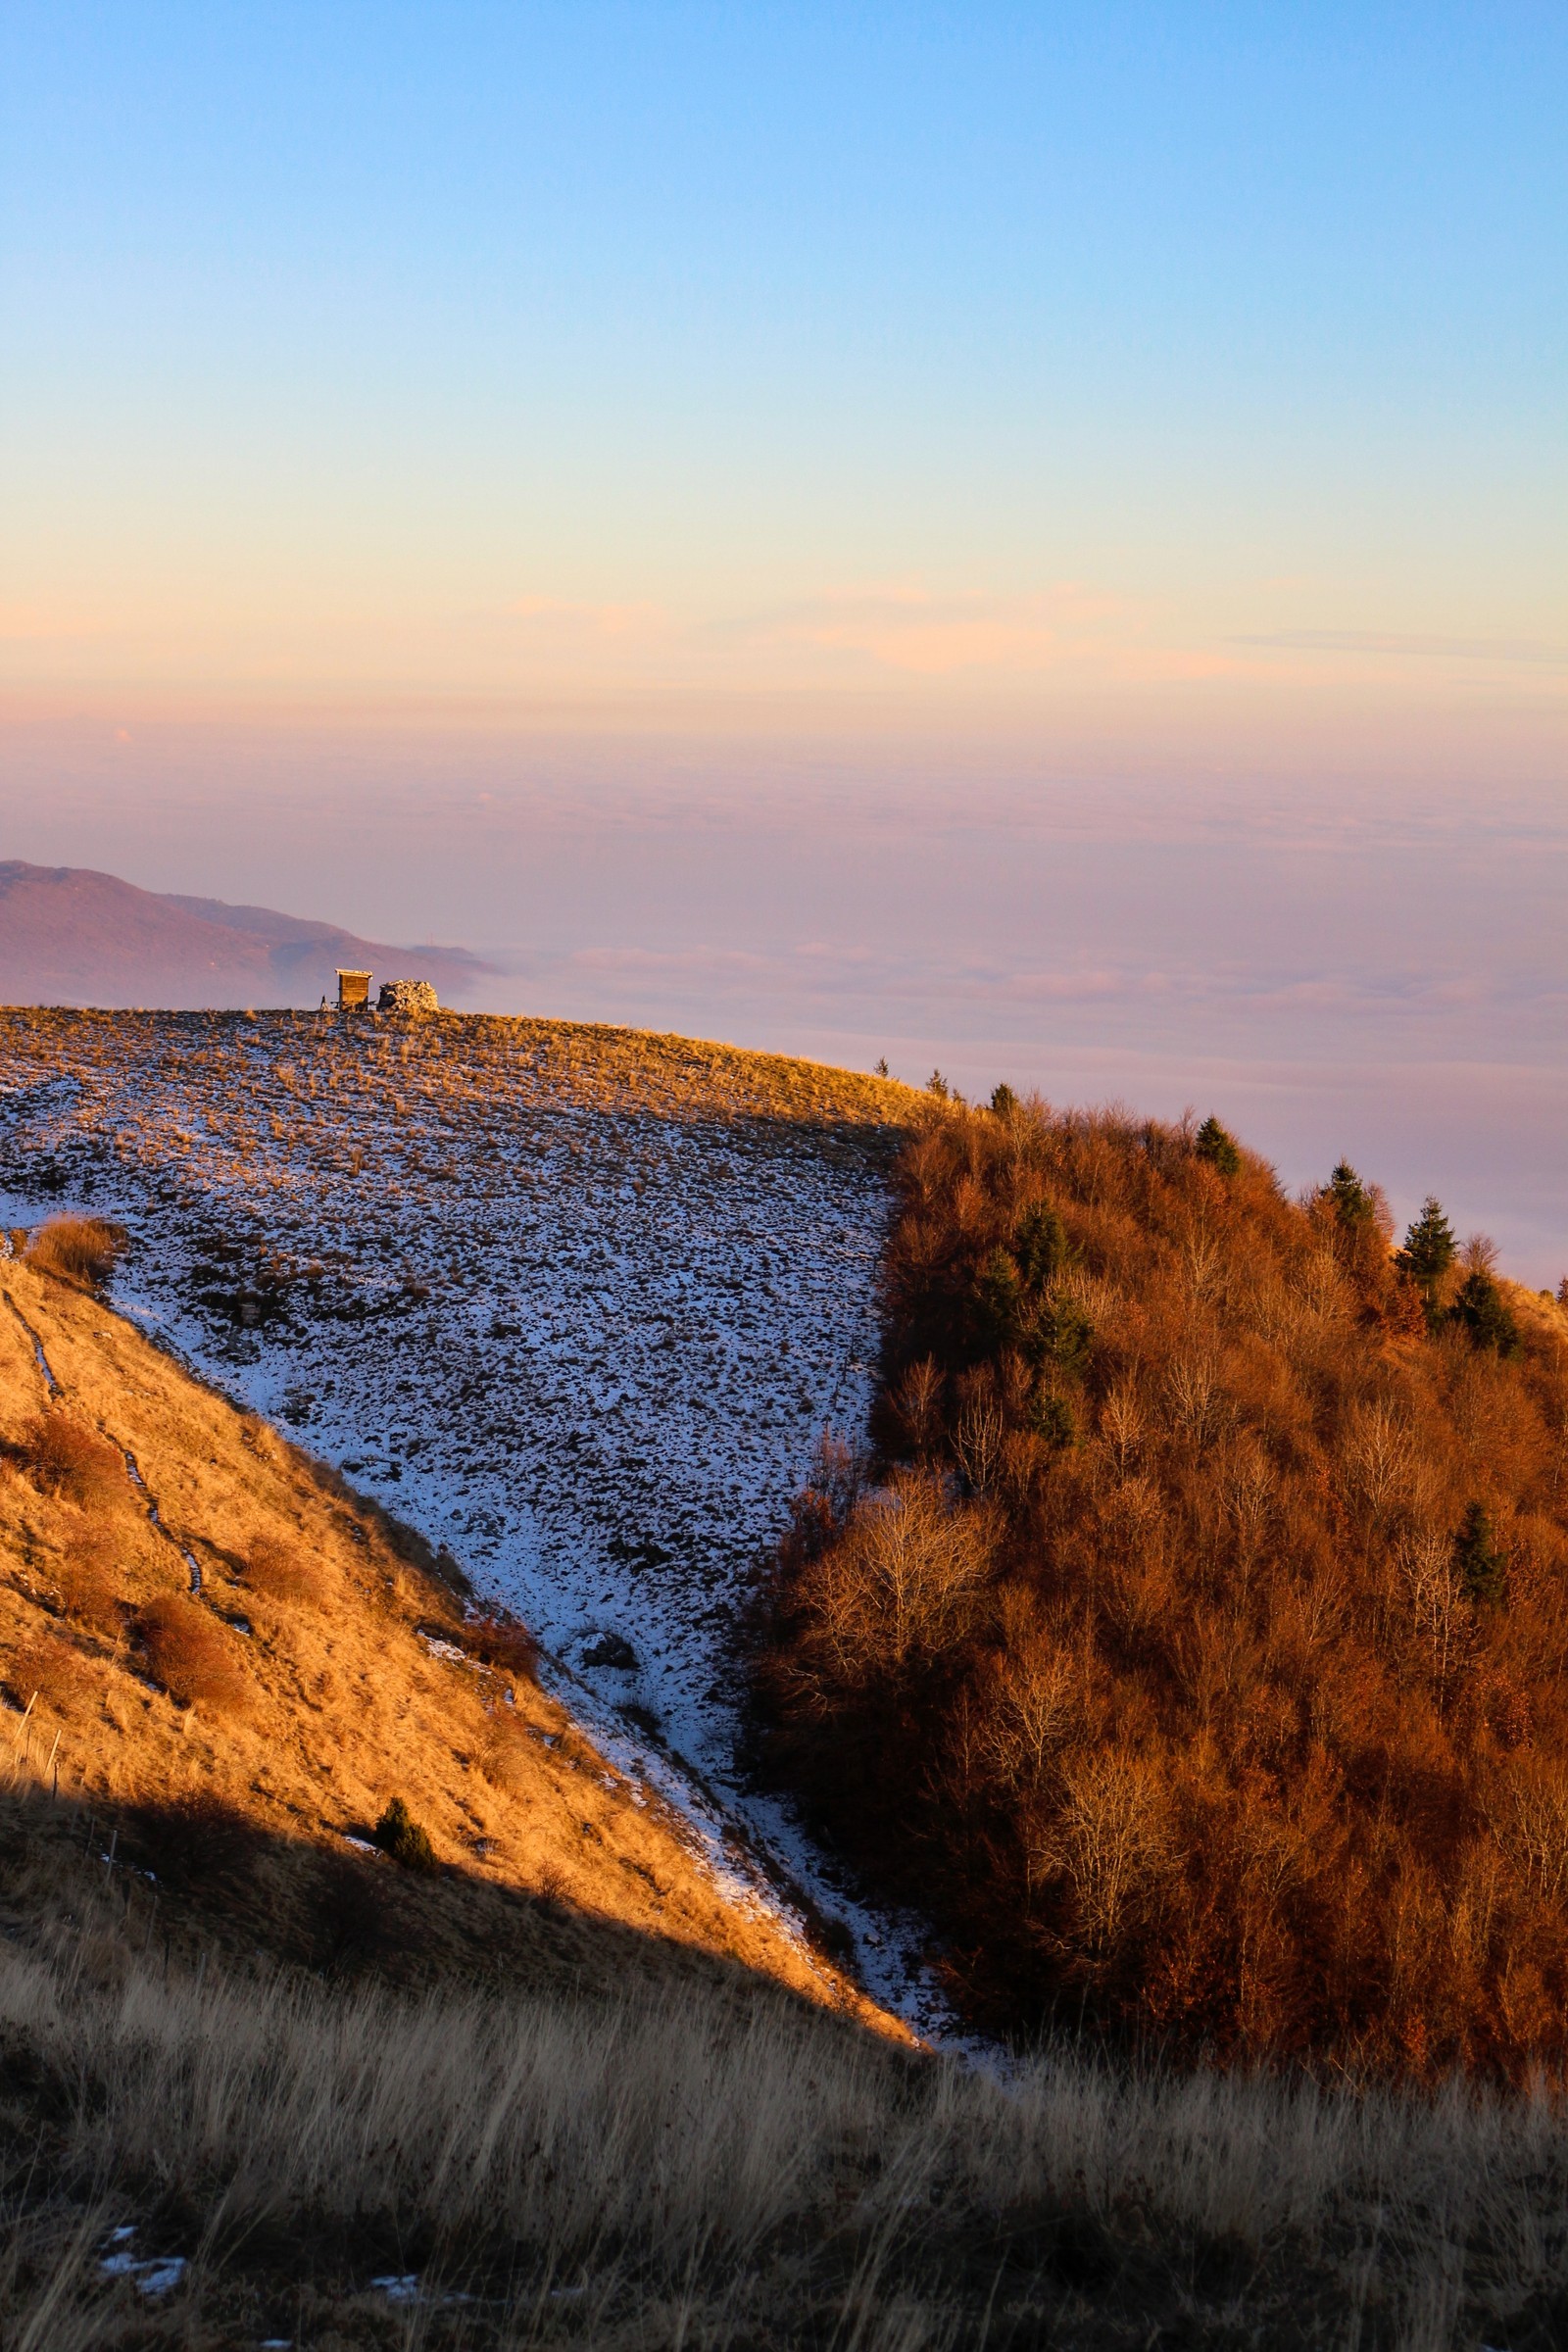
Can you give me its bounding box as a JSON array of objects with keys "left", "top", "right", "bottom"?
[{"left": 583, "top": 1631, "right": 637, "bottom": 1671}]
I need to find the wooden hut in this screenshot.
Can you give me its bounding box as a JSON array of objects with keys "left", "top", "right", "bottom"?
[{"left": 336, "top": 968, "right": 371, "bottom": 1010}]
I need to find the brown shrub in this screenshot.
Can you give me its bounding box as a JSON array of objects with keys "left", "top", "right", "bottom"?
[
  {"left": 22, "top": 1412, "right": 125, "bottom": 1510},
  {"left": 754, "top": 1098, "right": 1568, "bottom": 2079},
  {"left": 3, "top": 1629, "right": 95, "bottom": 1715},
  {"left": 25, "top": 1214, "right": 125, "bottom": 1288},
  {"left": 135, "top": 1595, "right": 250, "bottom": 1715},
  {"left": 464, "top": 1612, "right": 540, "bottom": 1685},
  {"left": 241, "top": 1534, "right": 324, "bottom": 1607},
  {"left": 479, "top": 1711, "right": 533, "bottom": 1795},
  {"left": 55, "top": 1526, "right": 123, "bottom": 1634}
]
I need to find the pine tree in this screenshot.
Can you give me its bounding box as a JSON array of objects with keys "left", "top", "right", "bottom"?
[
  {"left": 974, "top": 1249, "right": 1022, "bottom": 1349},
  {"left": 1013, "top": 1203, "right": 1069, "bottom": 1293},
  {"left": 1397, "top": 1197, "right": 1456, "bottom": 1293},
  {"left": 991, "top": 1082, "right": 1018, "bottom": 1120},
  {"left": 1325, "top": 1160, "right": 1376, "bottom": 1227},
  {"left": 1449, "top": 1269, "right": 1521, "bottom": 1358},
  {"left": 1027, "top": 1390, "right": 1077, "bottom": 1447},
  {"left": 1195, "top": 1115, "right": 1241, "bottom": 1177},
  {"left": 1453, "top": 1502, "right": 1507, "bottom": 1605}
]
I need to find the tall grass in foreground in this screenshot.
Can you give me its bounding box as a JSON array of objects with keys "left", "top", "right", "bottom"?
[{"left": 5, "top": 1930, "right": 1568, "bottom": 2346}]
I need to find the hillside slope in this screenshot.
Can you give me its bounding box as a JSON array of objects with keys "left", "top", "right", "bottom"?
[
  {"left": 7, "top": 1236, "right": 1568, "bottom": 2348},
  {"left": 756, "top": 1099, "right": 1568, "bottom": 2076},
  {"left": 0, "top": 1245, "right": 890, "bottom": 2023},
  {"left": 0, "top": 860, "right": 491, "bottom": 1006},
  {"left": 0, "top": 1006, "right": 941, "bottom": 2012}
]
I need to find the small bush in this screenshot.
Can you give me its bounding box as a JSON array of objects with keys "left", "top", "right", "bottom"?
[
  {"left": 135, "top": 1595, "right": 250, "bottom": 1715},
  {"left": 241, "top": 1534, "right": 323, "bottom": 1607},
  {"left": 25, "top": 1214, "right": 125, "bottom": 1288},
  {"left": 373, "top": 1795, "right": 438, "bottom": 1873},
  {"left": 3, "top": 1630, "right": 94, "bottom": 1715},
  {"left": 23, "top": 1412, "right": 125, "bottom": 1509},
  {"left": 56, "top": 1528, "right": 122, "bottom": 1634},
  {"left": 479, "top": 1714, "right": 532, "bottom": 1794},
  {"left": 465, "top": 1612, "right": 540, "bottom": 1685}
]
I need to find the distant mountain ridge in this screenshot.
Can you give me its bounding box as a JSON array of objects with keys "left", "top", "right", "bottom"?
[{"left": 0, "top": 860, "right": 492, "bottom": 1008}]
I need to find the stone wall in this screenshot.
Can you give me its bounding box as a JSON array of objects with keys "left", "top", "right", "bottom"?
[{"left": 377, "top": 978, "right": 440, "bottom": 1014}]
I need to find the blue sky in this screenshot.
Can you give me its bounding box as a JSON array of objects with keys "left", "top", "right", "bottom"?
[
  {"left": 3, "top": 4, "right": 1566, "bottom": 1269},
  {"left": 5, "top": 2, "right": 1563, "bottom": 685}
]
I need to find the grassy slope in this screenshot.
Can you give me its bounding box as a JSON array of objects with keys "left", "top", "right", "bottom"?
[
  {"left": 0, "top": 1251, "right": 894, "bottom": 2023},
  {"left": 0, "top": 1003, "right": 927, "bottom": 1133}
]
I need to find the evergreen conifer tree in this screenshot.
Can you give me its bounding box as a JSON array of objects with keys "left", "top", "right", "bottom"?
[
  {"left": 1195, "top": 1115, "right": 1241, "bottom": 1177},
  {"left": 1013, "top": 1203, "right": 1069, "bottom": 1293},
  {"left": 1396, "top": 1197, "right": 1456, "bottom": 1326},
  {"left": 1453, "top": 1502, "right": 1507, "bottom": 1605},
  {"left": 1450, "top": 1269, "right": 1521, "bottom": 1358},
  {"left": 1325, "top": 1160, "right": 1376, "bottom": 1227},
  {"left": 1397, "top": 1197, "right": 1456, "bottom": 1292}
]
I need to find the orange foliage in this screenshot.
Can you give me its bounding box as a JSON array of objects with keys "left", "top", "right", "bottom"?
[{"left": 755, "top": 1102, "right": 1568, "bottom": 2078}]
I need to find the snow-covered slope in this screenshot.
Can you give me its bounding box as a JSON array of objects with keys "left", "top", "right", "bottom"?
[{"left": 0, "top": 1008, "right": 972, "bottom": 2037}]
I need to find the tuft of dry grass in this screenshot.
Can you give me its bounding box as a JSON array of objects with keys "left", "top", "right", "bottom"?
[
  {"left": 1, "top": 1629, "right": 96, "bottom": 1717},
  {"left": 24, "top": 1214, "right": 124, "bottom": 1288},
  {"left": 21, "top": 1413, "right": 124, "bottom": 1511},
  {"left": 133, "top": 1595, "right": 250, "bottom": 1716},
  {"left": 53, "top": 1527, "right": 122, "bottom": 1636},
  {"left": 238, "top": 1532, "right": 323, "bottom": 1606}
]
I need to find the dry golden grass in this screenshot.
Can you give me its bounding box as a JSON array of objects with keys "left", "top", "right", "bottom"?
[
  {"left": 0, "top": 1004, "right": 924, "bottom": 1145},
  {"left": 23, "top": 1213, "right": 124, "bottom": 1288},
  {"left": 4, "top": 1815, "right": 1568, "bottom": 2348},
  {"left": 238, "top": 1530, "right": 324, "bottom": 1606},
  {"left": 18, "top": 1410, "right": 125, "bottom": 1510},
  {"left": 0, "top": 1254, "right": 888, "bottom": 2027}
]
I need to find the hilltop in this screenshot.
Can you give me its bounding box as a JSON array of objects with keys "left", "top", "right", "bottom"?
[{"left": 0, "top": 861, "right": 491, "bottom": 1008}]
